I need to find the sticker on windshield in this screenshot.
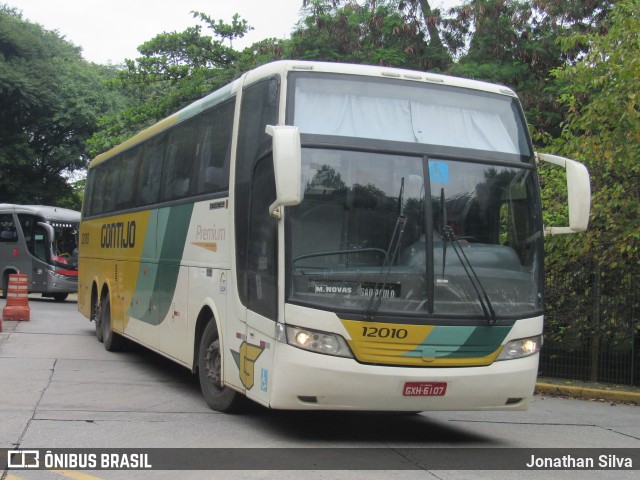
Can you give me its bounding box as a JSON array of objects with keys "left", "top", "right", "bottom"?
[
  {"left": 360, "top": 283, "right": 401, "bottom": 299},
  {"left": 309, "top": 281, "right": 356, "bottom": 295},
  {"left": 429, "top": 161, "right": 449, "bottom": 184},
  {"left": 308, "top": 281, "right": 400, "bottom": 298}
]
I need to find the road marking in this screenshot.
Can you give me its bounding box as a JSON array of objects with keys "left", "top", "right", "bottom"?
[{"left": 53, "top": 471, "right": 105, "bottom": 480}]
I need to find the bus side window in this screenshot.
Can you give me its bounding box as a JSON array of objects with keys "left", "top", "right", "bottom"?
[
  {"left": 101, "top": 161, "right": 119, "bottom": 214},
  {"left": 0, "top": 214, "right": 18, "bottom": 242},
  {"left": 90, "top": 162, "right": 117, "bottom": 215},
  {"left": 18, "top": 214, "right": 35, "bottom": 254},
  {"left": 33, "top": 225, "right": 48, "bottom": 261},
  {"left": 194, "top": 99, "right": 234, "bottom": 196},
  {"left": 136, "top": 135, "right": 165, "bottom": 207},
  {"left": 115, "top": 149, "right": 139, "bottom": 211},
  {"left": 161, "top": 120, "right": 199, "bottom": 202}
]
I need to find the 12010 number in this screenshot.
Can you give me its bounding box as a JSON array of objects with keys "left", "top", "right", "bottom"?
[{"left": 361, "top": 326, "right": 408, "bottom": 339}]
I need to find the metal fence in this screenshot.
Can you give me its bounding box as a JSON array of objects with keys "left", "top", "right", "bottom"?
[{"left": 539, "top": 265, "right": 640, "bottom": 386}]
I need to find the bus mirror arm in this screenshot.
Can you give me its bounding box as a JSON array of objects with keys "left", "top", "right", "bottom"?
[
  {"left": 536, "top": 153, "right": 591, "bottom": 235},
  {"left": 37, "top": 222, "right": 55, "bottom": 246},
  {"left": 266, "top": 125, "right": 302, "bottom": 219}
]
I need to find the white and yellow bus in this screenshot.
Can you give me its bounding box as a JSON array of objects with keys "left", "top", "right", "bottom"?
[{"left": 78, "top": 61, "right": 590, "bottom": 412}]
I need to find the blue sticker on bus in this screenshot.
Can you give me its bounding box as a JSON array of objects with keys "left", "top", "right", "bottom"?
[
  {"left": 261, "top": 368, "right": 268, "bottom": 392},
  {"left": 429, "top": 161, "right": 449, "bottom": 184}
]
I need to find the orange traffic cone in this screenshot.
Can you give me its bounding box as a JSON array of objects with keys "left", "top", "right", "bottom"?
[{"left": 2, "top": 273, "right": 30, "bottom": 321}]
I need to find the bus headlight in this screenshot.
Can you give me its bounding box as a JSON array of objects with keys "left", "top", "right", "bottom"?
[
  {"left": 277, "top": 324, "right": 353, "bottom": 358},
  {"left": 496, "top": 335, "right": 542, "bottom": 361}
]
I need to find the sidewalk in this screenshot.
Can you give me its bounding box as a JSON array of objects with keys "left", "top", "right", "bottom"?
[{"left": 535, "top": 377, "right": 640, "bottom": 404}]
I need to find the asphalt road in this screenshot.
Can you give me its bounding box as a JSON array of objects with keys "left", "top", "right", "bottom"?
[{"left": 0, "top": 295, "right": 638, "bottom": 480}]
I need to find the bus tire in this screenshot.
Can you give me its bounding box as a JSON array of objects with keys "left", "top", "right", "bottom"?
[
  {"left": 1, "top": 272, "right": 10, "bottom": 299},
  {"left": 95, "top": 299, "right": 104, "bottom": 343},
  {"left": 101, "top": 295, "right": 126, "bottom": 352},
  {"left": 198, "top": 320, "right": 243, "bottom": 412},
  {"left": 53, "top": 293, "right": 68, "bottom": 302}
]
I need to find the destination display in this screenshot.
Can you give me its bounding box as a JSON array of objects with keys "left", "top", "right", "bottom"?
[{"left": 308, "top": 280, "right": 401, "bottom": 298}]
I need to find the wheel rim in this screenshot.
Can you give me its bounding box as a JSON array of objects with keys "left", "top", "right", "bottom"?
[{"left": 204, "top": 340, "right": 223, "bottom": 391}]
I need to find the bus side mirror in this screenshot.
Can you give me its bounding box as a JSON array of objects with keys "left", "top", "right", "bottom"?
[
  {"left": 266, "top": 125, "right": 302, "bottom": 219},
  {"left": 536, "top": 153, "right": 591, "bottom": 235},
  {"left": 37, "top": 222, "right": 55, "bottom": 245}
]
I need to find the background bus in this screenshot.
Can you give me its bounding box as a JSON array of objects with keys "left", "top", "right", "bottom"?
[
  {"left": 78, "top": 61, "right": 590, "bottom": 413},
  {"left": 0, "top": 204, "right": 79, "bottom": 302}
]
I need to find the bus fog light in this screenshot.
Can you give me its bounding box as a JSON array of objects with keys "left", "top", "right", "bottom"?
[
  {"left": 285, "top": 325, "right": 353, "bottom": 358},
  {"left": 496, "top": 335, "right": 542, "bottom": 361}
]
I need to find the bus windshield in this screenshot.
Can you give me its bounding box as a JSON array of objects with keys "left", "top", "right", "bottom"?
[
  {"left": 50, "top": 221, "right": 79, "bottom": 268},
  {"left": 288, "top": 149, "right": 542, "bottom": 319},
  {"left": 292, "top": 73, "right": 532, "bottom": 157},
  {"left": 288, "top": 73, "right": 541, "bottom": 320}
]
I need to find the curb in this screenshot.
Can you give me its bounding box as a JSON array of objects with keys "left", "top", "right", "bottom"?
[{"left": 535, "top": 382, "right": 640, "bottom": 404}]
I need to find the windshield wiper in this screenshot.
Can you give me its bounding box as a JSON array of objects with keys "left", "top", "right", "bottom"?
[
  {"left": 440, "top": 188, "right": 497, "bottom": 325},
  {"left": 365, "top": 178, "right": 407, "bottom": 320}
]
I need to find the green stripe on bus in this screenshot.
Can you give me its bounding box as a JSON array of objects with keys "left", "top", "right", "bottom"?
[
  {"left": 127, "top": 204, "right": 193, "bottom": 326},
  {"left": 402, "top": 325, "right": 511, "bottom": 359}
]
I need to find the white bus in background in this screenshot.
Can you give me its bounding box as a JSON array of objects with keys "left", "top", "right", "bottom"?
[
  {"left": 0, "top": 204, "right": 79, "bottom": 302},
  {"left": 78, "top": 61, "right": 590, "bottom": 412}
]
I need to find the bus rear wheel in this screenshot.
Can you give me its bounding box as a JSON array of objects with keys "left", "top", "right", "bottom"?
[
  {"left": 94, "top": 294, "right": 104, "bottom": 343},
  {"left": 198, "top": 320, "right": 243, "bottom": 412},
  {"left": 101, "top": 295, "right": 126, "bottom": 352}
]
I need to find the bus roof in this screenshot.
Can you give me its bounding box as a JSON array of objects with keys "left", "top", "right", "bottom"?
[
  {"left": 242, "top": 60, "right": 517, "bottom": 97},
  {"left": 0, "top": 204, "right": 80, "bottom": 223},
  {"left": 89, "top": 60, "right": 519, "bottom": 168}
]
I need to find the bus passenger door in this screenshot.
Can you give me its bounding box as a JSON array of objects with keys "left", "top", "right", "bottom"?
[
  {"left": 241, "top": 156, "right": 278, "bottom": 407},
  {"left": 29, "top": 223, "right": 49, "bottom": 290},
  {"left": 232, "top": 76, "right": 281, "bottom": 406}
]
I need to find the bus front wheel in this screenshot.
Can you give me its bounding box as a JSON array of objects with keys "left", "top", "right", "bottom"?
[
  {"left": 198, "top": 320, "right": 243, "bottom": 412},
  {"left": 1, "top": 272, "right": 12, "bottom": 299}
]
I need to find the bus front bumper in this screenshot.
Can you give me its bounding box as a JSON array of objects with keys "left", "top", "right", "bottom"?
[
  {"left": 38, "top": 271, "right": 78, "bottom": 294},
  {"left": 268, "top": 343, "right": 539, "bottom": 411}
]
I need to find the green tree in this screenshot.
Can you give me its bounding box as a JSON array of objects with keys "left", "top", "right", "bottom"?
[
  {"left": 89, "top": 12, "right": 252, "bottom": 156},
  {"left": 0, "top": 5, "right": 122, "bottom": 209},
  {"left": 544, "top": 0, "right": 640, "bottom": 274},
  {"left": 287, "top": 0, "right": 450, "bottom": 70},
  {"left": 286, "top": 1, "right": 614, "bottom": 143},
  {"left": 538, "top": 0, "right": 640, "bottom": 358},
  {"left": 444, "top": 0, "right": 614, "bottom": 142}
]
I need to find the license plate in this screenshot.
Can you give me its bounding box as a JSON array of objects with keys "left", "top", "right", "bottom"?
[{"left": 403, "top": 382, "right": 447, "bottom": 397}]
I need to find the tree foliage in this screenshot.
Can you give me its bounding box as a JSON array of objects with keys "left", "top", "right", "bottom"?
[
  {"left": 0, "top": 5, "right": 122, "bottom": 209},
  {"left": 543, "top": 0, "right": 640, "bottom": 276},
  {"left": 88, "top": 12, "right": 253, "bottom": 157},
  {"left": 444, "top": 0, "right": 613, "bottom": 141},
  {"left": 88, "top": 0, "right": 618, "bottom": 155},
  {"left": 286, "top": 0, "right": 614, "bottom": 141},
  {"left": 288, "top": 0, "right": 450, "bottom": 70},
  {"left": 3, "top": 0, "right": 637, "bottom": 289}
]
